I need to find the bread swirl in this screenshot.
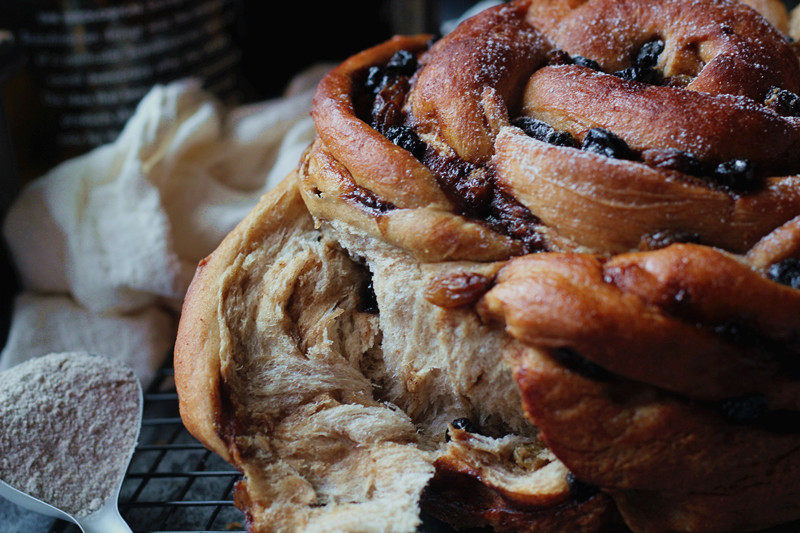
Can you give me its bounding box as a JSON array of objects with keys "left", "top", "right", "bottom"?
[{"left": 176, "top": 1, "right": 800, "bottom": 531}]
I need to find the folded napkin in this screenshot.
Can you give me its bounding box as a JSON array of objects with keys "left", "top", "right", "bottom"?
[{"left": 0, "top": 294, "right": 174, "bottom": 387}]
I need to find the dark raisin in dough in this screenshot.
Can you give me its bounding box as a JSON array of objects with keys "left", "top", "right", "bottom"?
[
  {"left": 635, "top": 39, "right": 665, "bottom": 68},
  {"left": 713, "top": 159, "right": 757, "bottom": 192},
  {"left": 571, "top": 55, "right": 602, "bottom": 71},
  {"left": 768, "top": 258, "right": 800, "bottom": 290},
  {"left": 384, "top": 125, "right": 427, "bottom": 159},
  {"left": 765, "top": 86, "right": 800, "bottom": 117},
  {"left": 358, "top": 278, "right": 379, "bottom": 314},
  {"left": 511, "top": 117, "right": 577, "bottom": 147},
  {"left": 451, "top": 418, "right": 477, "bottom": 433},
  {"left": 385, "top": 50, "right": 417, "bottom": 76},
  {"left": 445, "top": 417, "right": 478, "bottom": 441},
  {"left": 613, "top": 65, "right": 661, "bottom": 84},
  {"left": 365, "top": 66, "right": 388, "bottom": 93},
  {"left": 567, "top": 472, "right": 601, "bottom": 502},
  {"left": 581, "top": 128, "right": 632, "bottom": 159}
]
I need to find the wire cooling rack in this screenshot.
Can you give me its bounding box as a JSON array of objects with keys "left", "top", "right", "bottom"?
[{"left": 49, "top": 365, "right": 246, "bottom": 533}]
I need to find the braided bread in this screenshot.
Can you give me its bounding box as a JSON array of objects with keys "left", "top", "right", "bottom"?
[{"left": 175, "top": 1, "right": 800, "bottom": 531}]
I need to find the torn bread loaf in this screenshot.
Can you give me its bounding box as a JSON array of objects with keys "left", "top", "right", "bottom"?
[
  {"left": 176, "top": 0, "right": 800, "bottom": 531},
  {"left": 175, "top": 176, "right": 607, "bottom": 532}
]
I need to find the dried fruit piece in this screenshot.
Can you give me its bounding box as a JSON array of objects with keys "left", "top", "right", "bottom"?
[
  {"left": 371, "top": 77, "right": 409, "bottom": 132},
  {"left": 571, "top": 55, "right": 602, "bottom": 70},
  {"left": 384, "top": 125, "right": 426, "bottom": 159},
  {"left": 764, "top": 86, "right": 800, "bottom": 116},
  {"left": 385, "top": 50, "right": 418, "bottom": 76},
  {"left": 713, "top": 158, "right": 757, "bottom": 192},
  {"left": 425, "top": 272, "right": 492, "bottom": 308},
  {"left": 767, "top": 258, "right": 800, "bottom": 289},
  {"left": 613, "top": 65, "right": 661, "bottom": 84},
  {"left": 364, "top": 66, "right": 388, "bottom": 93},
  {"left": 581, "top": 128, "right": 632, "bottom": 159},
  {"left": 451, "top": 418, "right": 477, "bottom": 432},
  {"left": 567, "top": 472, "right": 601, "bottom": 503},
  {"left": 635, "top": 39, "right": 665, "bottom": 68},
  {"left": 511, "top": 117, "right": 577, "bottom": 147},
  {"left": 445, "top": 417, "right": 478, "bottom": 441},
  {"left": 358, "top": 277, "right": 379, "bottom": 314}
]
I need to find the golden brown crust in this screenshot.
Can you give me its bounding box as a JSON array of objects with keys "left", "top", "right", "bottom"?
[
  {"left": 510, "top": 346, "right": 800, "bottom": 528},
  {"left": 478, "top": 246, "right": 800, "bottom": 408},
  {"left": 311, "top": 35, "right": 447, "bottom": 210},
  {"left": 299, "top": 139, "right": 525, "bottom": 262},
  {"left": 494, "top": 128, "right": 800, "bottom": 254},
  {"left": 306, "top": 0, "right": 800, "bottom": 260}
]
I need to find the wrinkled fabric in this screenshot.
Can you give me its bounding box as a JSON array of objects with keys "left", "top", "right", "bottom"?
[
  {"left": 0, "top": 67, "right": 326, "bottom": 531},
  {"left": 1, "top": 67, "right": 325, "bottom": 387}
]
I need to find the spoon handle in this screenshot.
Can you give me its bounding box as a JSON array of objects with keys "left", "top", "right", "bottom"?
[{"left": 76, "top": 504, "right": 132, "bottom": 533}]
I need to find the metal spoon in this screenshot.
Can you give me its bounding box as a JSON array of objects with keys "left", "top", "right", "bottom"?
[{"left": 0, "top": 379, "right": 142, "bottom": 533}]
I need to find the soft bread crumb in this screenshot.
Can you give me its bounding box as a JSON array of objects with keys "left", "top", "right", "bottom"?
[{"left": 215, "top": 200, "right": 433, "bottom": 532}]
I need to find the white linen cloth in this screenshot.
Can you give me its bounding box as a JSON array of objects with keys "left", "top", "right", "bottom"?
[{"left": 1, "top": 66, "right": 328, "bottom": 388}]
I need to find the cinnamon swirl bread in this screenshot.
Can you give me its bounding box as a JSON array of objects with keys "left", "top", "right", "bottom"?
[{"left": 175, "top": 1, "right": 800, "bottom": 531}]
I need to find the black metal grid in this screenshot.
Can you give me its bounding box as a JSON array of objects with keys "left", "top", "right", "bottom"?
[{"left": 49, "top": 365, "right": 245, "bottom": 533}]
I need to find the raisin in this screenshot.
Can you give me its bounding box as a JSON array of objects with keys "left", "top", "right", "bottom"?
[
  {"left": 445, "top": 417, "right": 478, "bottom": 442},
  {"left": 567, "top": 472, "right": 600, "bottom": 502},
  {"left": 767, "top": 258, "right": 800, "bottom": 290},
  {"left": 451, "top": 418, "right": 477, "bottom": 432},
  {"left": 384, "top": 125, "right": 426, "bottom": 159},
  {"left": 613, "top": 66, "right": 661, "bottom": 84},
  {"left": 343, "top": 187, "right": 395, "bottom": 216},
  {"left": 425, "top": 272, "right": 492, "bottom": 308},
  {"left": 371, "top": 77, "right": 409, "bottom": 132},
  {"left": 571, "top": 55, "right": 602, "bottom": 71},
  {"left": 718, "top": 394, "right": 768, "bottom": 425},
  {"left": 546, "top": 49, "right": 573, "bottom": 66},
  {"left": 764, "top": 86, "right": 800, "bottom": 117},
  {"left": 641, "top": 148, "right": 703, "bottom": 175},
  {"left": 385, "top": 50, "right": 417, "bottom": 76},
  {"left": 713, "top": 158, "right": 757, "bottom": 192},
  {"left": 635, "top": 39, "right": 665, "bottom": 68},
  {"left": 455, "top": 172, "right": 492, "bottom": 215},
  {"left": 639, "top": 230, "right": 701, "bottom": 250},
  {"left": 358, "top": 278, "right": 379, "bottom": 314},
  {"left": 364, "top": 66, "right": 388, "bottom": 93},
  {"left": 511, "top": 117, "right": 577, "bottom": 147},
  {"left": 551, "top": 348, "right": 613, "bottom": 381},
  {"left": 485, "top": 190, "right": 547, "bottom": 253},
  {"left": 581, "top": 128, "right": 632, "bottom": 159}
]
